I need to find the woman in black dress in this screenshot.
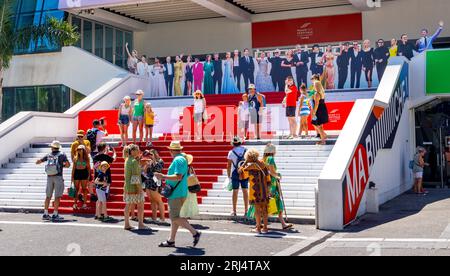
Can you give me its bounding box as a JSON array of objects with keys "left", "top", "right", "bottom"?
[
  {"left": 311, "top": 74, "right": 329, "bottom": 145},
  {"left": 280, "top": 50, "right": 295, "bottom": 81},
  {"left": 184, "top": 55, "right": 194, "bottom": 96},
  {"left": 361, "top": 40, "right": 375, "bottom": 88}
]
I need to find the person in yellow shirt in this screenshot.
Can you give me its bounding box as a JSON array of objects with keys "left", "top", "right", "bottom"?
[
  {"left": 70, "top": 130, "right": 91, "bottom": 161},
  {"left": 144, "top": 103, "right": 155, "bottom": 147}
]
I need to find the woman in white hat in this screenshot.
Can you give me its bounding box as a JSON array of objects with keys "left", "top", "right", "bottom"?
[
  {"left": 193, "top": 90, "right": 207, "bottom": 140},
  {"left": 118, "top": 96, "right": 133, "bottom": 146}
]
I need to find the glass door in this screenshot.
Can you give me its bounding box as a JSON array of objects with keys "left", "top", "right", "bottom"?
[{"left": 415, "top": 100, "right": 450, "bottom": 188}]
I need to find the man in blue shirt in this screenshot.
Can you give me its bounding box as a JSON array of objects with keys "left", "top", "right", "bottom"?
[
  {"left": 417, "top": 21, "right": 444, "bottom": 53},
  {"left": 155, "top": 141, "right": 201, "bottom": 248}
]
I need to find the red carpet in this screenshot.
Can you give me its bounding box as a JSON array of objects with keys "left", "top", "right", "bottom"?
[{"left": 52, "top": 140, "right": 232, "bottom": 217}]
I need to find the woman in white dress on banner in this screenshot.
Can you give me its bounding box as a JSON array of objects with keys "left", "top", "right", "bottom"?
[{"left": 150, "top": 58, "right": 167, "bottom": 98}]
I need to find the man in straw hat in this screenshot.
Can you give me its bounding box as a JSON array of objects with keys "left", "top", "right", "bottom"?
[
  {"left": 227, "top": 137, "right": 249, "bottom": 217},
  {"left": 154, "top": 141, "right": 201, "bottom": 247},
  {"left": 36, "top": 141, "right": 70, "bottom": 222}
]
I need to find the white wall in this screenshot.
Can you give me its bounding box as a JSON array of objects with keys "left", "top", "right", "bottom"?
[
  {"left": 3, "top": 47, "right": 130, "bottom": 96},
  {"left": 133, "top": 0, "right": 450, "bottom": 57}
]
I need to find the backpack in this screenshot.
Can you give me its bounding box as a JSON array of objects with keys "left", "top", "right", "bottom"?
[
  {"left": 231, "top": 148, "right": 247, "bottom": 181},
  {"left": 409, "top": 160, "right": 414, "bottom": 170},
  {"left": 86, "top": 129, "right": 99, "bottom": 152},
  {"left": 45, "top": 153, "right": 62, "bottom": 176}
]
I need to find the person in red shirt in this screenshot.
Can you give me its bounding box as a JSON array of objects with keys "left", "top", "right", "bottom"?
[{"left": 284, "top": 76, "right": 299, "bottom": 139}]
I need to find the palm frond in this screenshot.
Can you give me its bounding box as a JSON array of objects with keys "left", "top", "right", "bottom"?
[{"left": 0, "top": 0, "right": 15, "bottom": 69}]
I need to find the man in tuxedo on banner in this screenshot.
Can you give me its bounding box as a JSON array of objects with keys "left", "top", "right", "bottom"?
[
  {"left": 349, "top": 42, "right": 363, "bottom": 89},
  {"left": 233, "top": 50, "right": 242, "bottom": 91},
  {"left": 373, "top": 39, "right": 390, "bottom": 82},
  {"left": 309, "top": 44, "right": 324, "bottom": 76},
  {"left": 269, "top": 49, "right": 284, "bottom": 92},
  {"left": 337, "top": 43, "right": 350, "bottom": 89},
  {"left": 240, "top": 48, "right": 255, "bottom": 92},
  {"left": 164, "top": 56, "right": 175, "bottom": 96},
  {"left": 294, "top": 45, "right": 310, "bottom": 87},
  {"left": 213, "top": 53, "right": 223, "bottom": 94}
]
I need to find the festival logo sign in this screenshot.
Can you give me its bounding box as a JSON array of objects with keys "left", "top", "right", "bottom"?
[
  {"left": 343, "top": 63, "right": 409, "bottom": 226},
  {"left": 252, "top": 13, "right": 363, "bottom": 48}
]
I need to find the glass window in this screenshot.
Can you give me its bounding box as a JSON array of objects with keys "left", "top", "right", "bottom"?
[
  {"left": 43, "top": 0, "right": 59, "bottom": 10},
  {"left": 115, "top": 29, "right": 124, "bottom": 68},
  {"left": 15, "top": 87, "right": 38, "bottom": 113},
  {"left": 105, "top": 27, "right": 114, "bottom": 63},
  {"left": 20, "top": 0, "right": 44, "bottom": 13},
  {"left": 71, "top": 17, "right": 82, "bottom": 48},
  {"left": 83, "top": 20, "right": 93, "bottom": 53},
  {"left": 95, "top": 23, "right": 104, "bottom": 58},
  {"left": 1, "top": 88, "right": 15, "bottom": 121}
]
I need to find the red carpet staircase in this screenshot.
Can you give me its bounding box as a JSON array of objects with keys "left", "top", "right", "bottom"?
[{"left": 53, "top": 140, "right": 232, "bottom": 217}]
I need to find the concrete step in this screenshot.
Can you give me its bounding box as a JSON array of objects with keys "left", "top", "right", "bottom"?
[
  {"left": 206, "top": 190, "right": 315, "bottom": 200},
  {"left": 0, "top": 174, "right": 72, "bottom": 180},
  {"left": 217, "top": 175, "right": 318, "bottom": 184},
  {"left": 201, "top": 197, "right": 315, "bottom": 208},
  {"left": 198, "top": 204, "right": 316, "bottom": 217},
  {"left": 211, "top": 183, "right": 317, "bottom": 191},
  {"left": 0, "top": 192, "right": 45, "bottom": 200},
  {"left": 0, "top": 186, "right": 47, "bottom": 193},
  {"left": 0, "top": 180, "right": 71, "bottom": 186},
  {"left": 0, "top": 199, "right": 44, "bottom": 207}
]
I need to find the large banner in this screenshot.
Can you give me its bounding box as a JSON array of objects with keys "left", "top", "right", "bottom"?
[
  {"left": 342, "top": 63, "right": 409, "bottom": 226},
  {"left": 252, "top": 14, "right": 363, "bottom": 49},
  {"left": 426, "top": 49, "right": 450, "bottom": 95}
]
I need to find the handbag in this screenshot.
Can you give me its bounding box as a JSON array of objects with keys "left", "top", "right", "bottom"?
[
  {"left": 188, "top": 167, "right": 201, "bottom": 193},
  {"left": 202, "top": 110, "right": 208, "bottom": 122},
  {"left": 162, "top": 173, "right": 186, "bottom": 198},
  {"left": 68, "top": 183, "right": 76, "bottom": 199},
  {"left": 268, "top": 198, "right": 279, "bottom": 215}
]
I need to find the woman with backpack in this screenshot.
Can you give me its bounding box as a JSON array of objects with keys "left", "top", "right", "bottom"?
[
  {"left": 71, "top": 145, "right": 91, "bottom": 210},
  {"left": 239, "top": 148, "right": 271, "bottom": 234},
  {"left": 227, "top": 137, "right": 249, "bottom": 217}
]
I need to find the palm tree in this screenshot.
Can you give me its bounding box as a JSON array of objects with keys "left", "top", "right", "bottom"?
[{"left": 0, "top": 0, "right": 80, "bottom": 122}]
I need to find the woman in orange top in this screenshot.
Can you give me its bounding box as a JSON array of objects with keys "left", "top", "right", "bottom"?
[{"left": 144, "top": 103, "right": 155, "bottom": 147}]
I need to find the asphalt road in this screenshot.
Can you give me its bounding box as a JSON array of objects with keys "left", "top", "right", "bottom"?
[{"left": 2, "top": 189, "right": 450, "bottom": 256}]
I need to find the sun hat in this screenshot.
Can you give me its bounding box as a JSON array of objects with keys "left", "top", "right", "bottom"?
[
  {"left": 264, "top": 143, "right": 277, "bottom": 155},
  {"left": 248, "top": 84, "right": 256, "bottom": 90},
  {"left": 167, "top": 141, "right": 183, "bottom": 151},
  {"left": 182, "top": 153, "right": 194, "bottom": 165},
  {"left": 194, "top": 90, "right": 203, "bottom": 96},
  {"left": 231, "top": 136, "right": 243, "bottom": 146},
  {"left": 77, "top": 130, "right": 85, "bottom": 137},
  {"left": 50, "top": 141, "right": 61, "bottom": 149},
  {"left": 99, "top": 161, "right": 110, "bottom": 169},
  {"left": 135, "top": 90, "right": 144, "bottom": 96}
]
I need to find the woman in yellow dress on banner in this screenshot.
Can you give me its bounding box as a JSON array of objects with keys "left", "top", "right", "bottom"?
[{"left": 174, "top": 55, "right": 184, "bottom": 96}]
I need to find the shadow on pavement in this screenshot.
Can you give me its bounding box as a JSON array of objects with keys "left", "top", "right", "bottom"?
[
  {"left": 169, "top": 247, "right": 206, "bottom": 256},
  {"left": 344, "top": 189, "right": 450, "bottom": 233}
]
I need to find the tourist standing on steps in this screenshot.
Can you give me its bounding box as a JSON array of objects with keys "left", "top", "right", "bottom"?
[
  {"left": 227, "top": 137, "right": 249, "bottom": 217},
  {"left": 118, "top": 96, "right": 133, "bottom": 146},
  {"left": 72, "top": 145, "right": 91, "bottom": 210},
  {"left": 123, "top": 144, "right": 147, "bottom": 231},
  {"left": 144, "top": 103, "right": 155, "bottom": 147},
  {"left": 141, "top": 149, "right": 167, "bottom": 224},
  {"left": 93, "top": 142, "right": 116, "bottom": 200},
  {"left": 311, "top": 74, "right": 329, "bottom": 145},
  {"left": 94, "top": 161, "right": 114, "bottom": 222},
  {"left": 248, "top": 84, "right": 264, "bottom": 140},
  {"left": 132, "top": 90, "right": 146, "bottom": 144},
  {"left": 413, "top": 146, "right": 429, "bottom": 195},
  {"left": 70, "top": 130, "right": 91, "bottom": 161},
  {"left": 262, "top": 143, "right": 293, "bottom": 230},
  {"left": 284, "top": 76, "right": 299, "bottom": 140},
  {"left": 193, "top": 90, "right": 207, "bottom": 140},
  {"left": 238, "top": 94, "right": 250, "bottom": 140},
  {"left": 297, "top": 84, "right": 311, "bottom": 139},
  {"left": 239, "top": 148, "right": 271, "bottom": 234},
  {"left": 36, "top": 141, "right": 70, "bottom": 222},
  {"left": 155, "top": 141, "right": 202, "bottom": 248}
]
